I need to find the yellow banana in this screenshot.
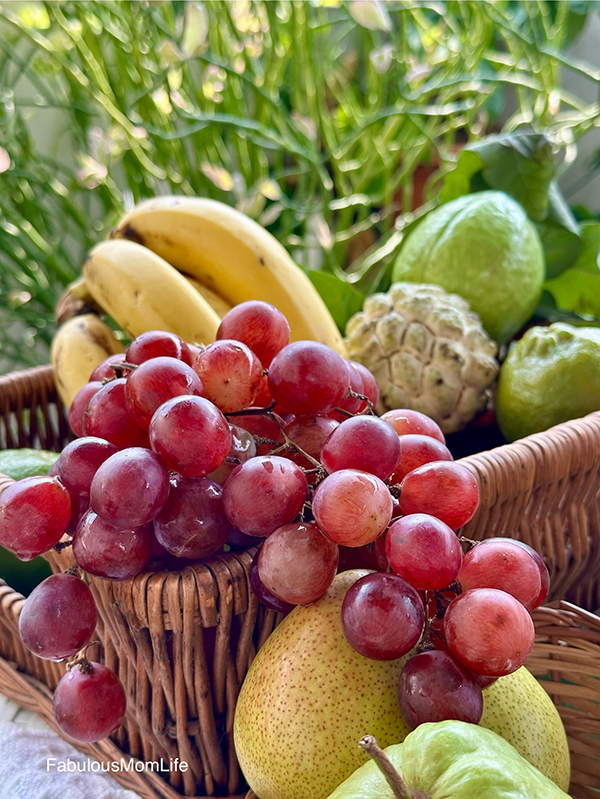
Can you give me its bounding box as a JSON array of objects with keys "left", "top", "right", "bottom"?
[
  {"left": 83, "top": 239, "right": 221, "bottom": 345},
  {"left": 111, "top": 196, "right": 346, "bottom": 355},
  {"left": 51, "top": 313, "right": 125, "bottom": 407},
  {"left": 183, "top": 274, "right": 232, "bottom": 319},
  {"left": 55, "top": 276, "right": 102, "bottom": 324}
]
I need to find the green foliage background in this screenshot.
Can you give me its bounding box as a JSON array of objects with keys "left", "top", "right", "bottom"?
[{"left": 0, "top": 0, "right": 599, "bottom": 366}]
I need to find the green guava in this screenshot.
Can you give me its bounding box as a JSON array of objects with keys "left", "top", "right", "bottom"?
[
  {"left": 392, "top": 191, "right": 545, "bottom": 343},
  {"left": 496, "top": 323, "right": 600, "bottom": 442},
  {"left": 327, "top": 721, "right": 571, "bottom": 799}
]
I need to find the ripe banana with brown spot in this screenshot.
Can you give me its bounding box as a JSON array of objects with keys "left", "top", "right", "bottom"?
[
  {"left": 55, "top": 276, "right": 102, "bottom": 324},
  {"left": 111, "top": 196, "right": 346, "bottom": 355},
  {"left": 83, "top": 238, "right": 221, "bottom": 345},
  {"left": 51, "top": 313, "right": 125, "bottom": 407}
]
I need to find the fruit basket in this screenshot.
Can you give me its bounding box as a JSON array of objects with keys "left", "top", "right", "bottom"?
[{"left": 0, "top": 364, "right": 599, "bottom": 799}]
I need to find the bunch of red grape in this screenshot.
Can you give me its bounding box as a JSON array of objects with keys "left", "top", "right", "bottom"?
[
  {"left": 336, "top": 413, "right": 550, "bottom": 730},
  {"left": 0, "top": 298, "right": 549, "bottom": 742}
]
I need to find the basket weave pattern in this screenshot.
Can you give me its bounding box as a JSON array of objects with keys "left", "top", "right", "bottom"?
[{"left": 0, "top": 365, "right": 598, "bottom": 798}]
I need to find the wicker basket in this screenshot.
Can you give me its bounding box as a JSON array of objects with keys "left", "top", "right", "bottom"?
[{"left": 0, "top": 365, "right": 599, "bottom": 799}]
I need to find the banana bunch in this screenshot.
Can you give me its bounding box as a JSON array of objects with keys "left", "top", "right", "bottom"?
[{"left": 52, "top": 196, "right": 345, "bottom": 407}]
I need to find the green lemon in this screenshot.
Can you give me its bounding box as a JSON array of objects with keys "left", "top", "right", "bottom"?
[
  {"left": 496, "top": 323, "right": 600, "bottom": 442},
  {"left": 0, "top": 448, "right": 59, "bottom": 480},
  {"left": 392, "top": 191, "right": 545, "bottom": 343}
]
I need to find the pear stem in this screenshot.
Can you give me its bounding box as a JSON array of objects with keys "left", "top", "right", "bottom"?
[{"left": 359, "top": 735, "right": 409, "bottom": 799}]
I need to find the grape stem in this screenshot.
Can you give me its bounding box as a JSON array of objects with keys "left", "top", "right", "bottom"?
[
  {"left": 63, "top": 565, "right": 81, "bottom": 578},
  {"left": 347, "top": 388, "right": 375, "bottom": 415},
  {"left": 418, "top": 582, "right": 462, "bottom": 653},
  {"left": 459, "top": 535, "right": 479, "bottom": 550},
  {"left": 65, "top": 641, "right": 100, "bottom": 674},
  {"left": 226, "top": 403, "right": 277, "bottom": 416},
  {"left": 358, "top": 736, "right": 410, "bottom": 799},
  {"left": 54, "top": 539, "right": 73, "bottom": 553},
  {"left": 226, "top": 406, "right": 323, "bottom": 469}
]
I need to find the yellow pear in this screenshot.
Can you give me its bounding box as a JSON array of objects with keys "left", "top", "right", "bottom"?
[
  {"left": 234, "top": 570, "right": 570, "bottom": 799},
  {"left": 481, "top": 668, "right": 570, "bottom": 791}
]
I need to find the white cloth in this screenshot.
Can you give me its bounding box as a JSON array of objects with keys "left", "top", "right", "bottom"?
[{"left": 0, "top": 721, "right": 141, "bottom": 799}]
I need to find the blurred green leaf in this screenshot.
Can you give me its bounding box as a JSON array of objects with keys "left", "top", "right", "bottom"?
[
  {"left": 439, "top": 150, "right": 482, "bottom": 203},
  {"left": 534, "top": 289, "right": 600, "bottom": 328},
  {"left": 571, "top": 203, "right": 600, "bottom": 222},
  {"left": 537, "top": 182, "right": 583, "bottom": 278},
  {"left": 441, "top": 132, "right": 556, "bottom": 222},
  {"left": 543, "top": 221, "right": 600, "bottom": 319},
  {"left": 308, "top": 270, "right": 364, "bottom": 332}
]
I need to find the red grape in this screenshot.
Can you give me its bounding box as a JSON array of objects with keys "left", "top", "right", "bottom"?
[
  {"left": 53, "top": 663, "right": 126, "bottom": 743},
  {"left": 351, "top": 362, "right": 379, "bottom": 409},
  {"left": 492, "top": 538, "right": 550, "bottom": 608},
  {"left": 357, "top": 534, "right": 390, "bottom": 572},
  {"left": 126, "top": 330, "right": 193, "bottom": 365},
  {"left": 338, "top": 536, "right": 390, "bottom": 572},
  {"left": 217, "top": 300, "right": 291, "bottom": 367},
  {"left": 90, "top": 448, "right": 170, "bottom": 528},
  {"left": 227, "top": 528, "right": 263, "bottom": 548},
  {"left": 149, "top": 395, "right": 232, "bottom": 477},
  {"left": 68, "top": 381, "right": 102, "bottom": 437},
  {"left": 320, "top": 416, "right": 401, "bottom": 480},
  {"left": 399, "top": 461, "right": 479, "bottom": 530},
  {"left": 67, "top": 492, "right": 91, "bottom": 535},
  {"left": 125, "top": 356, "right": 203, "bottom": 428},
  {"left": 473, "top": 673, "right": 497, "bottom": 689},
  {"left": 89, "top": 353, "right": 126, "bottom": 382},
  {"left": 193, "top": 339, "right": 263, "bottom": 412},
  {"left": 398, "top": 650, "right": 483, "bottom": 729},
  {"left": 268, "top": 341, "right": 349, "bottom": 415},
  {"left": 328, "top": 362, "right": 364, "bottom": 421},
  {"left": 459, "top": 539, "right": 542, "bottom": 611},
  {"left": 312, "top": 469, "right": 392, "bottom": 547},
  {"left": 233, "top": 411, "right": 285, "bottom": 455},
  {"left": 257, "top": 522, "right": 338, "bottom": 605},
  {"left": 341, "top": 572, "right": 424, "bottom": 660},
  {"left": 253, "top": 375, "right": 274, "bottom": 407},
  {"left": 222, "top": 455, "right": 307, "bottom": 537},
  {"left": 273, "top": 407, "right": 295, "bottom": 424},
  {"left": 381, "top": 409, "right": 445, "bottom": 442},
  {"left": 444, "top": 588, "right": 535, "bottom": 676},
  {"left": 389, "top": 434, "right": 453, "bottom": 484},
  {"left": 73, "top": 510, "right": 153, "bottom": 580},
  {"left": 283, "top": 415, "right": 338, "bottom": 470},
  {"left": 83, "top": 379, "right": 149, "bottom": 449},
  {"left": 153, "top": 475, "right": 232, "bottom": 559},
  {"left": 55, "top": 437, "right": 118, "bottom": 497},
  {"left": 19, "top": 574, "right": 97, "bottom": 660},
  {"left": 337, "top": 546, "right": 372, "bottom": 572},
  {"left": 208, "top": 424, "right": 257, "bottom": 485},
  {"left": 0, "top": 476, "right": 71, "bottom": 560},
  {"left": 386, "top": 514, "right": 462, "bottom": 591},
  {"left": 250, "top": 551, "right": 294, "bottom": 613}
]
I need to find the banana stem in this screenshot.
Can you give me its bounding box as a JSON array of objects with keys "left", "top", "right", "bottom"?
[{"left": 359, "top": 736, "right": 410, "bottom": 799}]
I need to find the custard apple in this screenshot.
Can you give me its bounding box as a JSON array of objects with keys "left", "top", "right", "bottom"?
[{"left": 345, "top": 283, "right": 499, "bottom": 433}]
